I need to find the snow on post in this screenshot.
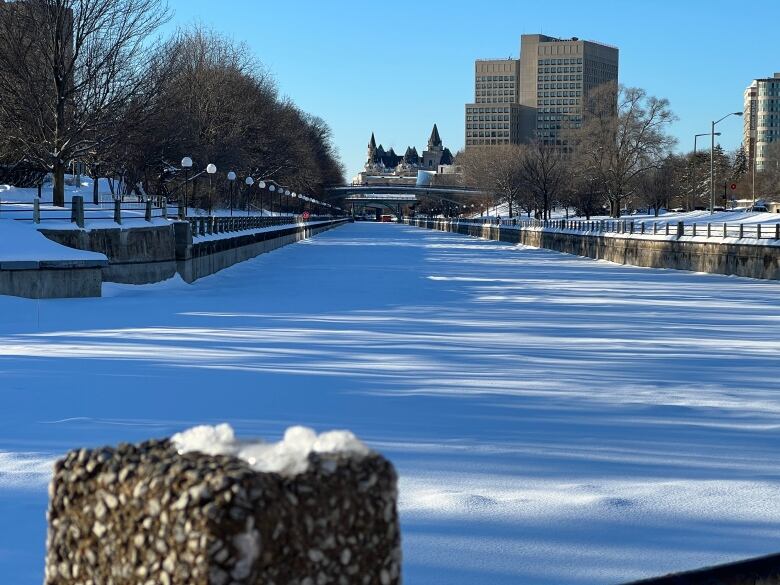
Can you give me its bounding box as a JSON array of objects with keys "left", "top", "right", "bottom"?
[{"left": 45, "top": 424, "right": 401, "bottom": 585}]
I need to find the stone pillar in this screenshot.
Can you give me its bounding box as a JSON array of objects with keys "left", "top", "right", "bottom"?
[
  {"left": 33, "top": 197, "right": 41, "bottom": 224},
  {"left": 145, "top": 199, "right": 152, "bottom": 222},
  {"left": 44, "top": 434, "right": 401, "bottom": 585},
  {"left": 71, "top": 195, "right": 85, "bottom": 228},
  {"left": 113, "top": 199, "right": 122, "bottom": 225},
  {"left": 676, "top": 221, "right": 684, "bottom": 238},
  {"left": 162, "top": 198, "right": 168, "bottom": 219}
]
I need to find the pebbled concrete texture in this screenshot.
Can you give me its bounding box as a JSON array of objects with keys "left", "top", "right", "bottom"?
[{"left": 45, "top": 437, "right": 400, "bottom": 585}]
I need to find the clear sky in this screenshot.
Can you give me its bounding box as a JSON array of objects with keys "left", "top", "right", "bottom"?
[{"left": 166, "top": 0, "right": 780, "bottom": 181}]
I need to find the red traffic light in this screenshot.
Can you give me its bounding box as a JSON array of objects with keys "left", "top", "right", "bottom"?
[{"left": 730, "top": 183, "right": 737, "bottom": 190}]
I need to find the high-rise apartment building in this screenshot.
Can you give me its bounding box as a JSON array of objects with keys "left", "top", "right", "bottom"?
[
  {"left": 465, "top": 34, "right": 619, "bottom": 148},
  {"left": 744, "top": 73, "right": 780, "bottom": 171}
]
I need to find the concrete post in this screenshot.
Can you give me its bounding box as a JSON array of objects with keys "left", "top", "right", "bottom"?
[
  {"left": 161, "top": 197, "right": 168, "bottom": 219},
  {"left": 757, "top": 223, "right": 762, "bottom": 239},
  {"left": 629, "top": 221, "right": 634, "bottom": 234},
  {"left": 653, "top": 223, "right": 657, "bottom": 235},
  {"left": 640, "top": 222, "right": 645, "bottom": 234},
  {"left": 113, "top": 199, "right": 122, "bottom": 225},
  {"left": 739, "top": 223, "right": 744, "bottom": 239},
  {"left": 199, "top": 217, "right": 206, "bottom": 236},
  {"left": 707, "top": 223, "right": 711, "bottom": 238},
  {"left": 723, "top": 223, "right": 727, "bottom": 238},
  {"left": 71, "top": 195, "right": 85, "bottom": 228},
  {"left": 44, "top": 434, "right": 401, "bottom": 585},
  {"left": 33, "top": 197, "right": 40, "bottom": 224},
  {"left": 775, "top": 223, "right": 779, "bottom": 240},
  {"left": 144, "top": 199, "right": 152, "bottom": 222},
  {"left": 665, "top": 223, "right": 669, "bottom": 236},
  {"left": 692, "top": 223, "right": 697, "bottom": 237},
  {"left": 676, "top": 221, "right": 684, "bottom": 238}
]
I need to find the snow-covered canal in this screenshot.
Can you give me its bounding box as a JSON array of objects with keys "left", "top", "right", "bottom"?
[{"left": 2, "top": 222, "right": 780, "bottom": 584}]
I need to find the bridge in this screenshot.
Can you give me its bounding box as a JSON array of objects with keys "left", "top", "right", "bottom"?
[{"left": 324, "top": 183, "right": 490, "bottom": 216}]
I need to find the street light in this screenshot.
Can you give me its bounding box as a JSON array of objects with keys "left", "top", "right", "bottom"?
[
  {"left": 206, "top": 163, "right": 216, "bottom": 214},
  {"left": 710, "top": 111, "right": 742, "bottom": 214},
  {"left": 692, "top": 133, "right": 718, "bottom": 211},
  {"left": 244, "top": 176, "right": 254, "bottom": 215},
  {"left": 257, "top": 180, "right": 265, "bottom": 215},
  {"left": 227, "top": 171, "right": 236, "bottom": 216},
  {"left": 181, "top": 156, "right": 193, "bottom": 218}
]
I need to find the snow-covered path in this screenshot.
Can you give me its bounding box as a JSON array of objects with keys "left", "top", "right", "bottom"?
[{"left": 2, "top": 222, "right": 780, "bottom": 584}]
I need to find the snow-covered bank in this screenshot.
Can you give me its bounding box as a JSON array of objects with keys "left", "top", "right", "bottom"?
[
  {"left": 0, "top": 219, "right": 105, "bottom": 262},
  {"left": 1, "top": 223, "right": 780, "bottom": 584}
]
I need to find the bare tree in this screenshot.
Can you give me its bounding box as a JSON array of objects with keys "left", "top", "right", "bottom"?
[
  {"left": 572, "top": 83, "right": 676, "bottom": 217},
  {"left": 636, "top": 154, "right": 681, "bottom": 216},
  {"left": 459, "top": 146, "right": 524, "bottom": 217},
  {"left": 0, "top": 0, "right": 171, "bottom": 206},
  {"left": 518, "top": 140, "right": 567, "bottom": 220}
]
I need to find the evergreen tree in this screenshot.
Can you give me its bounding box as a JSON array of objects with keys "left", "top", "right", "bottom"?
[{"left": 731, "top": 144, "right": 748, "bottom": 181}]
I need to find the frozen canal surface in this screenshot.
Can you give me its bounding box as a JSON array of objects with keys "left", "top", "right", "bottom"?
[{"left": 2, "top": 222, "right": 780, "bottom": 584}]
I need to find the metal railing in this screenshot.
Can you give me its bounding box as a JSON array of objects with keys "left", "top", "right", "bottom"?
[
  {"left": 418, "top": 217, "right": 780, "bottom": 241},
  {"left": 1, "top": 195, "right": 340, "bottom": 230},
  {"left": 187, "top": 215, "right": 336, "bottom": 238}
]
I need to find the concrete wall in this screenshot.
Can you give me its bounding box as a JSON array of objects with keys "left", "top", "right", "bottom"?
[
  {"left": 0, "top": 260, "right": 104, "bottom": 299},
  {"left": 407, "top": 218, "right": 780, "bottom": 281},
  {"left": 179, "top": 220, "right": 346, "bottom": 283},
  {"left": 21, "top": 219, "right": 348, "bottom": 298},
  {"left": 40, "top": 224, "right": 178, "bottom": 285}
]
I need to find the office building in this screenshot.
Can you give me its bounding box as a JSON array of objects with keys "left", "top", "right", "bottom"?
[{"left": 465, "top": 34, "right": 619, "bottom": 147}]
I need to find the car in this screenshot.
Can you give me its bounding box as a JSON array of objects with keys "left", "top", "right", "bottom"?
[
  {"left": 380, "top": 214, "right": 394, "bottom": 223},
  {"left": 747, "top": 205, "right": 769, "bottom": 212}
]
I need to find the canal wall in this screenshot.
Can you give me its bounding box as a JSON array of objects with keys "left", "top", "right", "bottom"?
[
  {"left": 1, "top": 218, "right": 347, "bottom": 299},
  {"left": 406, "top": 218, "right": 780, "bottom": 281}
]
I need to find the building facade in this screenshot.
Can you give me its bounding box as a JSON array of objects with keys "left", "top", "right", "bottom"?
[
  {"left": 744, "top": 73, "right": 780, "bottom": 171},
  {"left": 353, "top": 125, "right": 455, "bottom": 185},
  {"left": 465, "top": 34, "right": 619, "bottom": 148}
]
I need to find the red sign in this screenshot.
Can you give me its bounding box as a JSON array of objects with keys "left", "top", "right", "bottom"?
[
  {"left": 730, "top": 183, "right": 737, "bottom": 190},
  {"left": 302, "top": 211, "right": 310, "bottom": 220}
]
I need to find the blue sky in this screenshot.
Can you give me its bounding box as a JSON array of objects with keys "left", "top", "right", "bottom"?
[{"left": 167, "top": 0, "right": 780, "bottom": 180}]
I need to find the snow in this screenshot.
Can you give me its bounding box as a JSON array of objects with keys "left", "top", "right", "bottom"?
[
  {"left": 473, "top": 202, "right": 780, "bottom": 226},
  {"left": 171, "top": 423, "right": 369, "bottom": 475},
  {"left": 1, "top": 222, "right": 780, "bottom": 584},
  {"left": 0, "top": 219, "right": 106, "bottom": 262}
]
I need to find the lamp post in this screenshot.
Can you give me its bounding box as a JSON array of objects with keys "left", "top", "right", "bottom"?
[
  {"left": 710, "top": 112, "right": 742, "bottom": 214},
  {"left": 692, "top": 133, "right": 716, "bottom": 211},
  {"left": 227, "top": 171, "right": 236, "bottom": 216},
  {"left": 283, "top": 189, "right": 289, "bottom": 215},
  {"left": 269, "top": 184, "right": 276, "bottom": 216},
  {"left": 206, "top": 163, "right": 216, "bottom": 214},
  {"left": 181, "top": 156, "right": 193, "bottom": 218},
  {"left": 244, "top": 176, "right": 254, "bottom": 215},
  {"left": 258, "top": 181, "right": 265, "bottom": 216}
]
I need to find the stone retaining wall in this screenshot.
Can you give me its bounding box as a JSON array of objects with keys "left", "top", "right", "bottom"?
[
  {"left": 0, "top": 259, "right": 105, "bottom": 298},
  {"left": 178, "top": 220, "right": 347, "bottom": 283},
  {"left": 45, "top": 437, "right": 400, "bottom": 585},
  {"left": 407, "top": 218, "right": 780, "bottom": 280},
  {"left": 22, "top": 219, "right": 348, "bottom": 297}
]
